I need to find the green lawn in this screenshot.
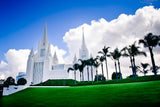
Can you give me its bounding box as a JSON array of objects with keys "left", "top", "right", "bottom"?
[
  {"left": 33, "top": 75, "right": 160, "bottom": 86},
  {"left": 1, "top": 81, "right": 160, "bottom": 107}
]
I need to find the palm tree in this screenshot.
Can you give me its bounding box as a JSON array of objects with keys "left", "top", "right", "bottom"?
[
  {"left": 112, "top": 48, "right": 123, "bottom": 79},
  {"left": 122, "top": 42, "right": 146, "bottom": 79},
  {"left": 67, "top": 63, "right": 79, "bottom": 85},
  {"left": 78, "top": 59, "right": 86, "bottom": 84},
  {"left": 84, "top": 59, "right": 90, "bottom": 82},
  {"left": 98, "top": 46, "right": 110, "bottom": 80},
  {"left": 88, "top": 57, "right": 95, "bottom": 84},
  {"left": 139, "top": 33, "right": 159, "bottom": 76},
  {"left": 110, "top": 48, "right": 119, "bottom": 82},
  {"left": 97, "top": 55, "right": 105, "bottom": 83},
  {"left": 130, "top": 42, "right": 146, "bottom": 76},
  {"left": 122, "top": 46, "right": 134, "bottom": 79},
  {"left": 93, "top": 59, "right": 100, "bottom": 82},
  {"left": 139, "top": 63, "right": 150, "bottom": 76}
]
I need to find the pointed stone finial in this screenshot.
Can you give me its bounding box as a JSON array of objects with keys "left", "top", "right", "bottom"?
[
  {"left": 53, "top": 51, "right": 58, "bottom": 65},
  {"left": 73, "top": 54, "right": 77, "bottom": 64},
  {"left": 31, "top": 47, "right": 34, "bottom": 54},
  {"left": 29, "top": 47, "right": 34, "bottom": 58}
]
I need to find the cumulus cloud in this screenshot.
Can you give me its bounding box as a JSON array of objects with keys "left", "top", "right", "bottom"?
[
  {"left": 63, "top": 6, "right": 160, "bottom": 78},
  {"left": 0, "top": 49, "right": 30, "bottom": 79}
]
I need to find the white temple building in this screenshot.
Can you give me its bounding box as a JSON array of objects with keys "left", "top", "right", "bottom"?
[{"left": 26, "top": 22, "right": 94, "bottom": 85}]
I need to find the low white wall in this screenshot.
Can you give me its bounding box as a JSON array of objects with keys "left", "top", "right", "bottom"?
[{"left": 3, "top": 85, "right": 28, "bottom": 96}]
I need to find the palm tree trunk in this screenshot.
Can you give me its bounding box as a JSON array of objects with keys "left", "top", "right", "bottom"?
[
  {"left": 101, "top": 63, "right": 104, "bottom": 83},
  {"left": 91, "top": 66, "right": 93, "bottom": 84},
  {"left": 115, "top": 61, "right": 118, "bottom": 82},
  {"left": 133, "top": 56, "right": 137, "bottom": 77},
  {"left": 149, "top": 47, "right": 157, "bottom": 77},
  {"left": 74, "top": 70, "right": 76, "bottom": 85},
  {"left": 87, "top": 66, "right": 89, "bottom": 82},
  {"left": 105, "top": 57, "right": 109, "bottom": 80},
  {"left": 118, "top": 59, "right": 122, "bottom": 79},
  {"left": 96, "top": 68, "right": 98, "bottom": 81},
  {"left": 80, "top": 72, "right": 81, "bottom": 82},
  {"left": 82, "top": 71, "right": 84, "bottom": 84},
  {"left": 130, "top": 56, "right": 135, "bottom": 80}
]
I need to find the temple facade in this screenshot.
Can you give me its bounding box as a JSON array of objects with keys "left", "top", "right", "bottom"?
[{"left": 26, "top": 23, "right": 93, "bottom": 85}]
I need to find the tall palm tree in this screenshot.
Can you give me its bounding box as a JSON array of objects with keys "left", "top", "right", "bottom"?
[
  {"left": 130, "top": 42, "right": 146, "bottom": 76},
  {"left": 109, "top": 48, "right": 119, "bottom": 82},
  {"left": 122, "top": 42, "right": 146, "bottom": 79},
  {"left": 78, "top": 59, "right": 86, "bottom": 84},
  {"left": 112, "top": 48, "right": 123, "bottom": 79},
  {"left": 122, "top": 46, "right": 135, "bottom": 79},
  {"left": 139, "top": 33, "right": 159, "bottom": 76},
  {"left": 84, "top": 59, "right": 90, "bottom": 82},
  {"left": 97, "top": 56, "right": 105, "bottom": 83},
  {"left": 98, "top": 46, "right": 110, "bottom": 80},
  {"left": 67, "top": 63, "right": 79, "bottom": 85},
  {"left": 88, "top": 57, "right": 95, "bottom": 84},
  {"left": 93, "top": 59, "right": 100, "bottom": 82}
]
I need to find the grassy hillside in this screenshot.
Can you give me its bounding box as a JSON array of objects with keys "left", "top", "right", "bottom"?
[
  {"left": 1, "top": 80, "right": 160, "bottom": 107},
  {"left": 33, "top": 75, "right": 160, "bottom": 86},
  {"left": 33, "top": 79, "right": 77, "bottom": 86}
]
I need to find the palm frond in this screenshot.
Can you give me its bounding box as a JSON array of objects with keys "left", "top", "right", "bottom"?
[
  {"left": 98, "top": 51, "right": 104, "bottom": 55},
  {"left": 73, "top": 63, "right": 79, "bottom": 70},
  {"left": 139, "top": 39, "right": 148, "bottom": 47},
  {"left": 141, "top": 63, "right": 149, "bottom": 69},
  {"left": 138, "top": 51, "right": 147, "bottom": 57},
  {"left": 122, "top": 53, "right": 129, "bottom": 57},
  {"left": 67, "top": 67, "right": 74, "bottom": 73}
]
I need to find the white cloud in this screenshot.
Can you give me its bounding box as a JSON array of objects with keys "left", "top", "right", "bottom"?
[
  {"left": 63, "top": 6, "right": 160, "bottom": 78},
  {"left": 0, "top": 49, "right": 30, "bottom": 79}
]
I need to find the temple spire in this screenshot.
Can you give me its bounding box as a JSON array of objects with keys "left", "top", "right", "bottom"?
[
  {"left": 79, "top": 26, "right": 89, "bottom": 60},
  {"left": 30, "top": 47, "right": 34, "bottom": 56},
  {"left": 42, "top": 21, "right": 48, "bottom": 43},
  {"left": 82, "top": 27, "right": 86, "bottom": 48},
  {"left": 73, "top": 54, "right": 77, "bottom": 64}
]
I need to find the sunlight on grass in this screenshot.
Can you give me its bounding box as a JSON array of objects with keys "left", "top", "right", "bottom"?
[{"left": 1, "top": 80, "right": 160, "bottom": 107}]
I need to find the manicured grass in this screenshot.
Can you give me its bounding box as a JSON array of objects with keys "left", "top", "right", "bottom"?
[
  {"left": 1, "top": 80, "right": 160, "bottom": 107},
  {"left": 33, "top": 75, "right": 160, "bottom": 86},
  {"left": 93, "top": 74, "right": 160, "bottom": 85},
  {"left": 33, "top": 79, "right": 77, "bottom": 86}
]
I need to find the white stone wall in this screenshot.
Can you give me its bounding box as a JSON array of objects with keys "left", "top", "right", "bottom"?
[{"left": 3, "top": 85, "right": 28, "bottom": 96}]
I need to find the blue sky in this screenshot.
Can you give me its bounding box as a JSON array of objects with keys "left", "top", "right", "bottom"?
[{"left": 0, "top": 0, "right": 160, "bottom": 61}]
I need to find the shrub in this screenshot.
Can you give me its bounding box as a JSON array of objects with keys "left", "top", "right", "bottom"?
[
  {"left": 3, "top": 77, "right": 15, "bottom": 87},
  {"left": 127, "top": 74, "right": 138, "bottom": 78},
  {"left": 94, "top": 74, "right": 106, "bottom": 81},
  {"left": 17, "top": 78, "right": 27, "bottom": 85},
  {"left": 112, "top": 72, "right": 122, "bottom": 80}
]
